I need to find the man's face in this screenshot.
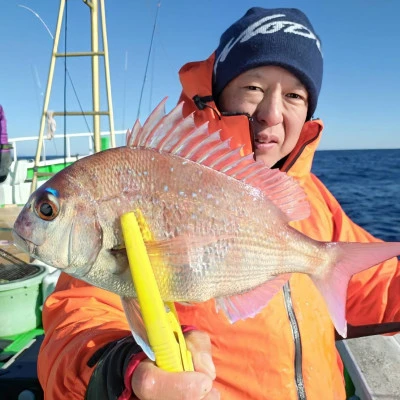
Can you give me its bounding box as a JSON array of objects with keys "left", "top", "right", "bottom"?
[{"left": 218, "top": 66, "right": 308, "bottom": 167}]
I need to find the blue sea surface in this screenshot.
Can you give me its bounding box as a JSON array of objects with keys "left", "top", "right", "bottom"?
[{"left": 312, "top": 149, "right": 400, "bottom": 242}]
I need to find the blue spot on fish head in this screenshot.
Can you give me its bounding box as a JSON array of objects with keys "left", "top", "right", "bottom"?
[{"left": 44, "top": 187, "right": 59, "bottom": 198}]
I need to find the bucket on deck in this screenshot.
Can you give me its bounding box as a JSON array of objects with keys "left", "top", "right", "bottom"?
[{"left": 0, "top": 252, "right": 47, "bottom": 337}]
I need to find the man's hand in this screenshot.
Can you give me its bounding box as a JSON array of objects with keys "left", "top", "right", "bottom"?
[{"left": 131, "top": 330, "right": 219, "bottom": 399}]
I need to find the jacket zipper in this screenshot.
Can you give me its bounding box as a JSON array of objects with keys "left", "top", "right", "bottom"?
[
  {"left": 244, "top": 117, "right": 321, "bottom": 398},
  {"left": 280, "top": 126, "right": 322, "bottom": 399},
  {"left": 283, "top": 281, "right": 306, "bottom": 400}
]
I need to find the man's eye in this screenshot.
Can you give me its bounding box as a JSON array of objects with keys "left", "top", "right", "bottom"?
[
  {"left": 287, "top": 93, "right": 308, "bottom": 101},
  {"left": 246, "top": 85, "right": 262, "bottom": 92}
]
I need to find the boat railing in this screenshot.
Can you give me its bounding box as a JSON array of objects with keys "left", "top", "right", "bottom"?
[{"left": 8, "top": 130, "right": 127, "bottom": 163}]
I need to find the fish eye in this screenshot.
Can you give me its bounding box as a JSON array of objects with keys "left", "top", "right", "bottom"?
[{"left": 34, "top": 193, "right": 60, "bottom": 221}]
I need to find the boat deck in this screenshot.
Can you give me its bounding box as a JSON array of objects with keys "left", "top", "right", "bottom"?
[
  {"left": 337, "top": 335, "right": 400, "bottom": 399},
  {"left": 0, "top": 205, "right": 29, "bottom": 265}
]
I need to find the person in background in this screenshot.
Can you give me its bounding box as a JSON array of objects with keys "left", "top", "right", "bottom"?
[
  {"left": 37, "top": 7, "right": 400, "bottom": 400},
  {"left": 0, "top": 104, "right": 12, "bottom": 183}
]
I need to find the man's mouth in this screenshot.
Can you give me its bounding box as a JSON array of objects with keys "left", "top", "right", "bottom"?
[
  {"left": 255, "top": 137, "right": 278, "bottom": 150},
  {"left": 254, "top": 132, "right": 279, "bottom": 146}
]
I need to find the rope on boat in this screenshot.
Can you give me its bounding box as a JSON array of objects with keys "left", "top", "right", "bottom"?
[
  {"left": 136, "top": 2, "right": 162, "bottom": 121},
  {"left": 46, "top": 111, "right": 56, "bottom": 139}
]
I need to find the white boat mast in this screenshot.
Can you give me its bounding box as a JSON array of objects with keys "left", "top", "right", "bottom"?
[{"left": 31, "top": 0, "right": 115, "bottom": 192}]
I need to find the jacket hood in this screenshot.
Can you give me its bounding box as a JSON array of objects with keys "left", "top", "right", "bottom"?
[{"left": 178, "top": 53, "right": 324, "bottom": 181}]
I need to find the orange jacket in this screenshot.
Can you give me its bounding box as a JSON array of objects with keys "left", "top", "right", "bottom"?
[{"left": 38, "top": 55, "right": 400, "bottom": 400}]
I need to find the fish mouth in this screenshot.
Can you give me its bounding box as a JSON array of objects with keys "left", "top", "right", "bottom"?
[{"left": 12, "top": 230, "right": 37, "bottom": 256}]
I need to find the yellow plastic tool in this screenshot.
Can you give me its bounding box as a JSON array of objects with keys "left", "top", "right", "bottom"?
[{"left": 121, "top": 211, "right": 194, "bottom": 372}]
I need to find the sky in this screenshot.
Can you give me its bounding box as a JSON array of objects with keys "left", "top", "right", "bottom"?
[{"left": 1, "top": 0, "right": 400, "bottom": 156}]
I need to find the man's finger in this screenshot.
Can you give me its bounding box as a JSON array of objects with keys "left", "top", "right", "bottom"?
[
  {"left": 132, "top": 358, "right": 214, "bottom": 400},
  {"left": 185, "top": 330, "right": 216, "bottom": 380}
]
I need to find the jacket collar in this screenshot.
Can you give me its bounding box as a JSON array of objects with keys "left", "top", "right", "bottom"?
[{"left": 178, "top": 54, "right": 324, "bottom": 179}]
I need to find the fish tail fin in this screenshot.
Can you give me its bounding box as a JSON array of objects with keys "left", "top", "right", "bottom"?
[{"left": 311, "top": 241, "right": 400, "bottom": 338}]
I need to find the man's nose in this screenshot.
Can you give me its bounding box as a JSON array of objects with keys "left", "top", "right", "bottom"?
[{"left": 254, "top": 92, "right": 283, "bottom": 127}]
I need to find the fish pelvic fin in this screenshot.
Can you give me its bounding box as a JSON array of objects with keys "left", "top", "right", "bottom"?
[
  {"left": 312, "top": 241, "right": 400, "bottom": 338},
  {"left": 121, "top": 296, "right": 155, "bottom": 361},
  {"left": 216, "top": 274, "right": 291, "bottom": 323},
  {"left": 127, "top": 98, "right": 310, "bottom": 222}
]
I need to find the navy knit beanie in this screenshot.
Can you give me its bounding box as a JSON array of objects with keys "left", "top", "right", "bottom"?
[{"left": 213, "top": 7, "right": 323, "bottom": 120}]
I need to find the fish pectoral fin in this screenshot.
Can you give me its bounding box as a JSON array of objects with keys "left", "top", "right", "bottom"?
[
  {"left": 145, "top": 234, "right": 230, "bottom": 266},
  {"left": 215, "top": 274, "right": 291, "bottom": 323},
  {"left": 121, "top": 296, "right": 155, "bottom": 361}
]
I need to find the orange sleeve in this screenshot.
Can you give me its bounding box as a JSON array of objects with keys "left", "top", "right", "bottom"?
[
  {"left": 313, "top": 175, "right": 400, "bottom": 326},
  {"left": 37, "top": 272, "right": 131, "bottom": 399}
]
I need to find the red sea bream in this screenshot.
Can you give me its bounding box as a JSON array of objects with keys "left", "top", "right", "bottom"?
[{"left": 12, "top": 99, "right": 400, "bottom": 349}]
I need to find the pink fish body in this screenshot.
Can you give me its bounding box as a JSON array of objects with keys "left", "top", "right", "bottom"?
[{"left": 13, "top": 99, "right": 400, "bottom": 340}]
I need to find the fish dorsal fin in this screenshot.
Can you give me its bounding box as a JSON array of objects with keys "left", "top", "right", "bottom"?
[
  {"left": 126, "top": 120, "right": 142, "bottom": 146},
  {"left": 128, "top": 98, "right": 310, "bottom": 221}
]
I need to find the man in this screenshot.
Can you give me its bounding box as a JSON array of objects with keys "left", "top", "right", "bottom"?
[{"left": 38, "top": 8, "right": 400, "bottom": 400}]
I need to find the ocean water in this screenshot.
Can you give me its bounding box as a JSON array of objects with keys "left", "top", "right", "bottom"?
[{"left": 312, "top": 149, "right": 400, "bottom": 242}]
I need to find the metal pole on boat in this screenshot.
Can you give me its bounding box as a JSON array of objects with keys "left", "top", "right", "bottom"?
[
  {"left": 31, "top": 0, "right": 66, "bottom": 193},
  {"left": 100, "top": 0, "right": 116, "bottom": 149},
  {"left": 89, "top": 0, "right": 101, "bottom": 153},
  {"left": 30, "top": 0, "right": 116, "bottom": 193}
]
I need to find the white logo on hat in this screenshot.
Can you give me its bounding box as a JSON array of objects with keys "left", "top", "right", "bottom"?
[{"left": 214, "top": 13, "right": 322, "bottom": 76}]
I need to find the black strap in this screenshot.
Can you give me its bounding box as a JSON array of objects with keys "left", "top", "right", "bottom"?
[
  {"left": 85, "top": 336, "right": 142, "bottom": 400},
  {"left": 192, "top": 95, "right": 214, "bottom": 110}
]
